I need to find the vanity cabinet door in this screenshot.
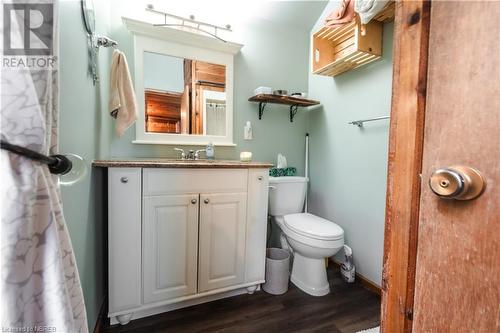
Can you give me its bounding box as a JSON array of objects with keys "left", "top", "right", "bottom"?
[
  {"left": 143, "top": 194, "right": 199, "bottom": 304},
  {"left": 108, "top": 168, "right": 142, "bottom": 314},
  {"left": 245, "top": 169, "right": 269, "bottom": 283},
  {"left": 198, "top": 192, "right": 247, "bottom": 292}
]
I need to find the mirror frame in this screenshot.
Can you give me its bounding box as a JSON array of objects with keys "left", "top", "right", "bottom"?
[
  {"left": 124, "top": 17, "right": 243, "bottom": 146},
  {"left": 81, "top": 0, "right": 96, "bottom": 35}
]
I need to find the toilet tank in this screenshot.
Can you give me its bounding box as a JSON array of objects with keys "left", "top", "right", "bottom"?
[{"left": 268, "top": 176, "right": 308, "bottom": 216}]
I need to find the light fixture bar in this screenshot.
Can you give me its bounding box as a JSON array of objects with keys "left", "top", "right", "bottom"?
[{"left": 145, "top": 5, "right": 232, "bottom": 32}]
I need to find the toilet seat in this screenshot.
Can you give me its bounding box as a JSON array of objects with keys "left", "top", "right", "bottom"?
[{"left": 284, "top": 213, "right": 344, "bottom": 241}]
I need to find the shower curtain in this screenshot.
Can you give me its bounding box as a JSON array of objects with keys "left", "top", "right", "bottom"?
[{"left": 1, "top": 1, "right": 88, "bottom": 332}]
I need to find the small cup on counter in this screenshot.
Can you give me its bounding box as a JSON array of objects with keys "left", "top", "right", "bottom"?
[{"left": 240, "top": 151, "right": 252, "bottom": 162}]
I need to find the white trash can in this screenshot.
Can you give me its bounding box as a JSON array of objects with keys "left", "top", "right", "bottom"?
[{"left": 262, "top": 248, "right": 290, "bottom": 295}]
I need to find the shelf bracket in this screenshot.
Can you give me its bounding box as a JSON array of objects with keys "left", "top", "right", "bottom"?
[
  {"left": 258, "top": 102, "right": 267, "bottom": 120},
  {"left": 290, "top": 105, "right": 299, "bottom": 122}
]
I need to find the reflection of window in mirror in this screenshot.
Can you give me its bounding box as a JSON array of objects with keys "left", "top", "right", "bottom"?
[{"left": 143, "top": 52, "right": 226, "bottom": 136}]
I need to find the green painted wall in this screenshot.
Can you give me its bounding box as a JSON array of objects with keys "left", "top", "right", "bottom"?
[
  {"left": 307, "top": 2, "right": 393, "bottom": 285},
  {"left": 59, "top": 0, "right": 112, "bottom": 329},
  {"left": 143, "top": 52, "right": 184, "bottom": 92},
  {"left": 59, "top": 0, "right": 311, "bottom": 329}
]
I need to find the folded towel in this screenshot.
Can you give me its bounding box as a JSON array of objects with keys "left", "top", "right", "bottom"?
[
  {"left": 325, "top": 0, "right": 356, "bottom": 28},
  {"left": 354, "top": 0, "right": 390, "bottom": 24},
  {"left": 109, "top": 49, "right": 138, "bottom": 136}
]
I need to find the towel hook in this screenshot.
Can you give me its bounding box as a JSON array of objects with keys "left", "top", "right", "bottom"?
[{"left": 87, "top": 34, "right": 119, "bottom": 85}]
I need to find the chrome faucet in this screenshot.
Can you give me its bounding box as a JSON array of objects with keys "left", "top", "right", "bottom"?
[
  {"left": 194, "top": 149, "right": 206, "bottom": 160},
  {"left": 174, "top": 148, "right": 206, "bottom": 160},
  {"left": 174, "top": 148, "right": 186, "bottom": 160}
]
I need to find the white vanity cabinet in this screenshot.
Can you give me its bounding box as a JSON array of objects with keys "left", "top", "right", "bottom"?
[{"left": 106, "top": 166, "right": 270, "bottom": 325}]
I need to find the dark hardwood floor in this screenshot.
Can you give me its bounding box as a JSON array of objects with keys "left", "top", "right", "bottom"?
[{"left": 104, "top": 268, "right": 380, "bottom": 333}]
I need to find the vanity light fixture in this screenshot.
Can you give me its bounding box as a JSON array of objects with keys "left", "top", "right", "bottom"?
[{"left": 146, "top": 4, "right": 232, "bottom": 42}]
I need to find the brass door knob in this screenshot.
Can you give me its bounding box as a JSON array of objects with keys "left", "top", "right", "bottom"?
[{"left": 429, "top": 166, "right": 486, "bottom": 200}]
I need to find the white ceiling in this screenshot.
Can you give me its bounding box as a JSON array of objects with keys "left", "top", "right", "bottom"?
[{"left": 249, "top": 1, "right": 329, "bottom": 31}]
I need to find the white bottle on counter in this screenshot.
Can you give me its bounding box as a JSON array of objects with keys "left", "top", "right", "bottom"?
[{"left": 206, "top": 142, "right": 215, "bottom": 160}]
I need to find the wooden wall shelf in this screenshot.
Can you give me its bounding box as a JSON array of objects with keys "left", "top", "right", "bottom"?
[
  {"left": 248, "top": 94, "right": 320, "bottom": 122},
  {"left": 312, "top": 2, "right": 395, "bottom": 77}
]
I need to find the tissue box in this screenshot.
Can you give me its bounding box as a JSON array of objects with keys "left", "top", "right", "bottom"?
[
  {"left": 254, "top": 86, "right": 273, "bottom": 95},
  {"left": 269, "top": 167, "right": 297, "bottom": 177}
]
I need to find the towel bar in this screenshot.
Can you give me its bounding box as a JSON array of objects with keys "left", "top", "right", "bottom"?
[{"left": 348, "top": 115, "right": 390, "bottom": 127}]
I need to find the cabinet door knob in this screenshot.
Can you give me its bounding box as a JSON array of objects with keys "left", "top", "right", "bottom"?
[
  {"left": 204, "top": 198, "right": 210, "bottom": 204},
  {"left": 258, "top": 176, "right": 263, "bottom": 181},
  {"left": 191, "top": 198, "right": 197, "bottom": 204},
  {"left": 120, "top": 177, "right": 128, "bottom": 183}
]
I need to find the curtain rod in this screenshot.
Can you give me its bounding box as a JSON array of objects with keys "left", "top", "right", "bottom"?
[
  {"left": 0, "top": 140, "right": 72, "bottom": 175},
  {"left": 197, "top": 80, "right": 225, "bottom": 88}
]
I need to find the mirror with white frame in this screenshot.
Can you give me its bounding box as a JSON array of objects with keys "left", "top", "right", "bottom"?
[{"left": 124, "top": 18, "right": 242, "bottom": 146}]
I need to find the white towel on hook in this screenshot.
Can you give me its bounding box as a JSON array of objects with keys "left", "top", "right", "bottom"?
[
  {"left": 109, "top": 49, "right": 138, "bottom": 136},
  {"left": 354, "top": 0, "right": 390, "bottom": 24}
]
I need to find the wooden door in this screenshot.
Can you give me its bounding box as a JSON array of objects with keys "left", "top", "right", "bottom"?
[
  {"left": 382, "top": 1, "right": 500, "bottom": 332},
  {"left": 143, "top": 194, "right": 199, "bottom": 303},
  {"left": 198, "top": 192, "right": 247, "bottom": 292},
  {"left": 411, "top": 2, "right": 500, "bottom": 332}
]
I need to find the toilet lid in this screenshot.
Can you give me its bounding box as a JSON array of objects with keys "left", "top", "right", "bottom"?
[{"left": 284, "top": 213, "right": 344, "bottom": 241}]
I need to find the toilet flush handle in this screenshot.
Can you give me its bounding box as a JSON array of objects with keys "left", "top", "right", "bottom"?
[{"left": 268, "top": 185, "right": 276, "bottom": 190}]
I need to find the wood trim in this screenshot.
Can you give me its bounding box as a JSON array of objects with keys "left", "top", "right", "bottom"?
[
  {"left": 329, "top": 259, "right": 381, "bottom": 296},
  {"left": 93, "top": 297, "right": 107, "bottom": 333},
  {"left": 381, "top": 1, "right": 431, "bottom": 332}
]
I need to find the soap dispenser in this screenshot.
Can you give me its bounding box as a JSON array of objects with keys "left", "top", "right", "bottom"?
[{"left": 206, "top": 142, "right": 215, "bottom": 160}]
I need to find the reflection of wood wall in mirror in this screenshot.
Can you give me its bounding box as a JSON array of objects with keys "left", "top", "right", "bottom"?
[
  {"left": 180, "top": 86, "right": 189, "bottom": 134},
  {"left": 145, "top": 89, "right": 182, "bottom": 133},
  {"left": 190, "top": 61, "right": 226, "bottom": 135},
  {"left": 183, "top": 59, "right": 193, "bottom": 134}
]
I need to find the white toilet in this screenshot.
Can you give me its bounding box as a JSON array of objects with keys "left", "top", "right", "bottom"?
[{"left": 268, "top": 176, "right": 344, "bottom": 296}]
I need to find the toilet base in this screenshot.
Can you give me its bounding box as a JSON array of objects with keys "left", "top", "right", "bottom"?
[{"left": 290, "top": 253, "right": 330, "bottom": 296}]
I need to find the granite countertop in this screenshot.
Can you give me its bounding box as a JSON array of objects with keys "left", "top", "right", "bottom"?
[{"left": 92, "top": 158, "right": 274, "bottom": 169}]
